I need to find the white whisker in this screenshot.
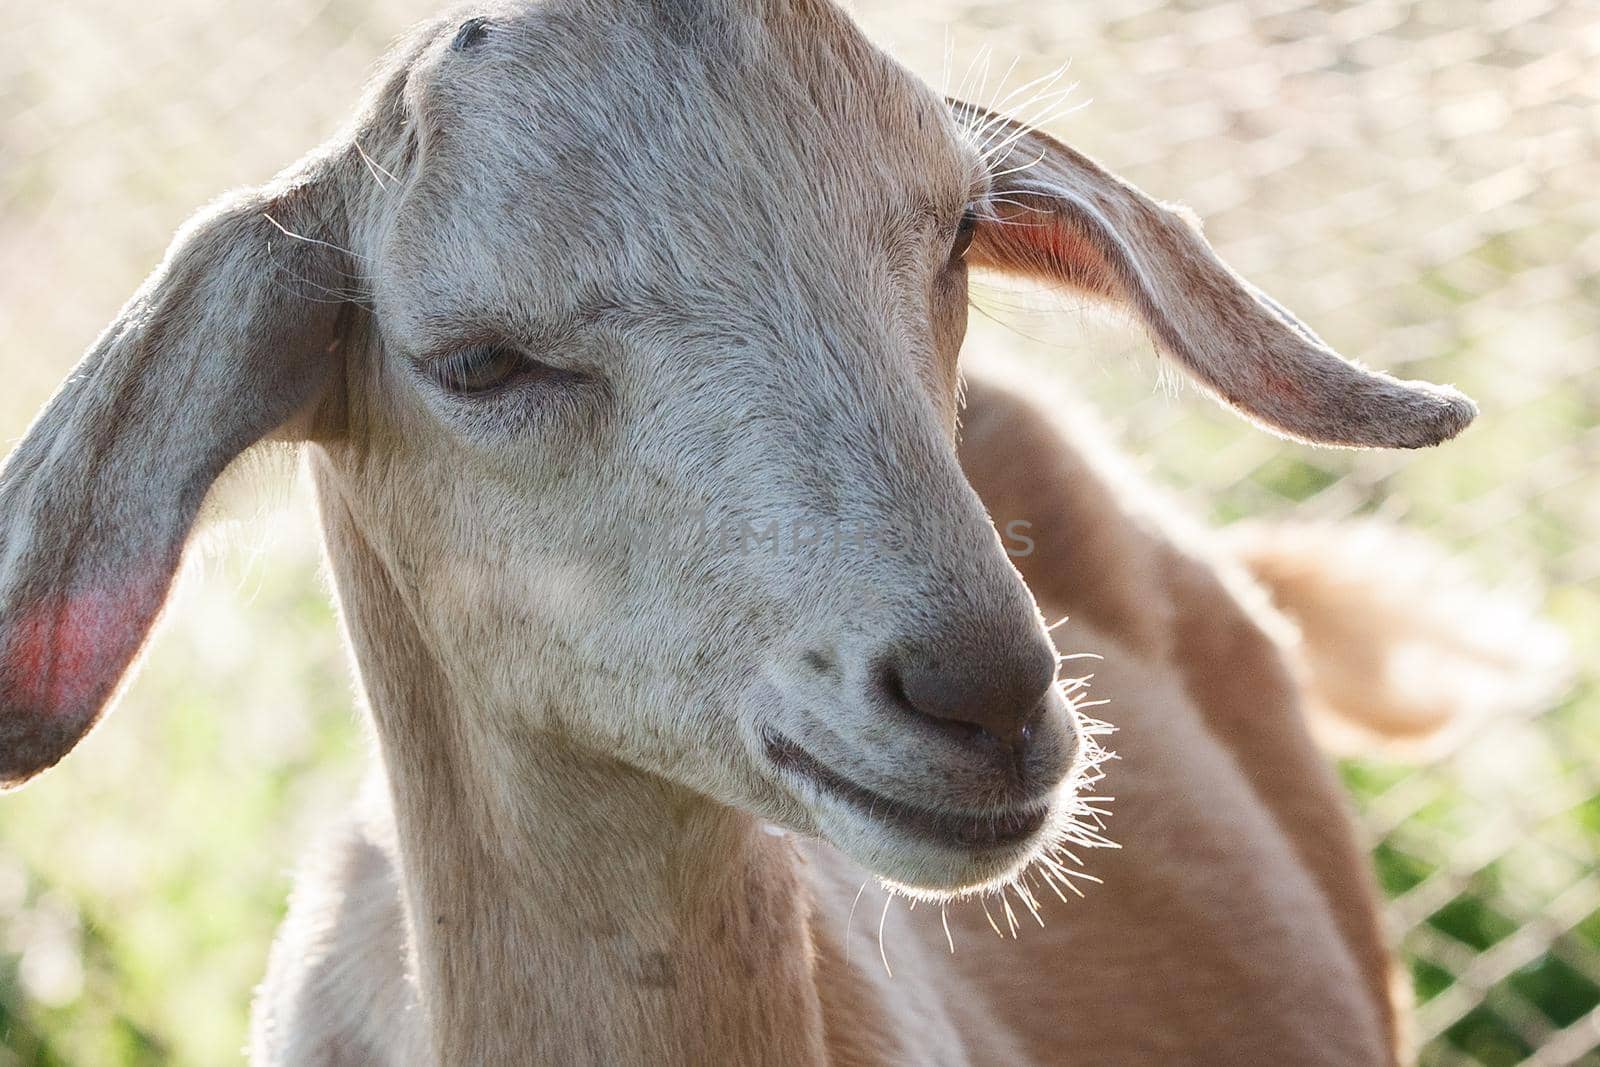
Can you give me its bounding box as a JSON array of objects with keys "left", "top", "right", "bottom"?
[
  {"left": 353, "top": 139, "right": 398, "bottom": 189},
  {"left": 844, "top": 880, "right": 869, "bottom": 970},
  {"left": 877, "top": 892, "right": 895, "bottom": 978}
]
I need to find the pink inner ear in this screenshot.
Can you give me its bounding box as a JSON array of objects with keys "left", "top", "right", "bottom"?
[
  {"left": 977, "top": 216, "right": 1118, "bottom": 298},
  {"left": 3, "top": 561, "right": 171, "bottom": 729}
]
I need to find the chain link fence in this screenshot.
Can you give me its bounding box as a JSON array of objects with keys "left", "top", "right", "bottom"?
[{"left": 1, "top": 1, "right": 1596, "bottom": 1064}]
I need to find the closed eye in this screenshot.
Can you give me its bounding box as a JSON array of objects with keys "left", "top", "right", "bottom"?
[
  {"left": 949, "top": 206, "right": 980, "bottom": 262},
  {"left": 430, "top": 344, "right": 561, "bottom": 396}
]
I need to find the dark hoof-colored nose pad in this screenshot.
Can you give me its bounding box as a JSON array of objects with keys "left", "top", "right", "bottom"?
[{"left": 876, "top": 630, "right": 1057, "bottom": 748}]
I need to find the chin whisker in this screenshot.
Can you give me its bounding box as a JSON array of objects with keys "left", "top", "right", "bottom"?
[
  {"left": 877, "top": 893, "right": 896, "bottom": 977},
  {"left": 979, "top": 894, "right": 1005, "bottom": 939}
]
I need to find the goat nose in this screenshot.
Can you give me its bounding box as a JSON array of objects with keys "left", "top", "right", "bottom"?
[{"left": 878, "top": 630, "right": 1058, "bottom": 745}]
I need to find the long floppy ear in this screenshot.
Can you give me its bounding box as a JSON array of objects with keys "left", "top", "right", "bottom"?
[
  {"left": 0, "top": 172, "right": 352, "bottom": 789},
  {"left": 952, "top": 100, "right": 1475, "bottom": 449}
]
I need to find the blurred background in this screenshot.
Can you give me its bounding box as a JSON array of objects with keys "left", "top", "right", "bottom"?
[{"left": 0, "top": 0, "right": 1595, "bottom": 1063}]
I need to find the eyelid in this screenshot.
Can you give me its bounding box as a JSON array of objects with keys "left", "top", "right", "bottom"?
[
  {"left": 418, "top": 315, "right": 594, "bottom": 365},
  {"left": 430, "top": 343, "right": 529, "bottom": 395},
  {"left": 417, "top": 330, "right": 510, "bottom": 365}
]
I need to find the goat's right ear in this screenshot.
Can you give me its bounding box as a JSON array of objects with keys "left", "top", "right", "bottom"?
[{"left": 0, "top": 175, "right": 352, "bottom": 789}]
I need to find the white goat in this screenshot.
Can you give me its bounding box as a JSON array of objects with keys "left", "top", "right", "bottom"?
[{"left": 1, "top": 2, "right": 1486, "bottom": 1063}]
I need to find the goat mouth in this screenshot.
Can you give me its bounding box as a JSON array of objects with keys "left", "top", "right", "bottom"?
[{"left": 762, "top": 730, "right": 1049, "bottom": 850}]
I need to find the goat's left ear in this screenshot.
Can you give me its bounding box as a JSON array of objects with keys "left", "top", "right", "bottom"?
[
  {"left": 951, "top": 99, "right": 1475, "bottom": 449},
  {"left": 0, "top": 170, "right": 352, "bottom": 789}
]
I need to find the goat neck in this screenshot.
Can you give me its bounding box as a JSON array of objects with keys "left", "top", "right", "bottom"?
[{"left": 313, "top": 473, "right": 828, "bottom": 1066}]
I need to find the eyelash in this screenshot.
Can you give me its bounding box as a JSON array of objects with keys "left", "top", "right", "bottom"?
[{"left": 431, "top": 344, "right": 545, "bottom": 396}]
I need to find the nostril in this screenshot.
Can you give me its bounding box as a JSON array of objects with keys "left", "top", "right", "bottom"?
[
  {"left": 876, "top": 638, "right": 1055, "bottom": 748},
  {"left": 877, "top": 660, "right": 983, "bottom": 742}
]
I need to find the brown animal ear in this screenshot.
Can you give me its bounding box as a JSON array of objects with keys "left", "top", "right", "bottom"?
[
  {"left": 0, "top": 174, "right": 352, "bottom": 789},
  {"left": 951, "top": 99, "right": 1475, "bottom": 449}
]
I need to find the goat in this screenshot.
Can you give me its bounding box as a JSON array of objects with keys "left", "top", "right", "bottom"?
[{"left": 0, "top": 2, "right": 1482, "bottom": 1063}]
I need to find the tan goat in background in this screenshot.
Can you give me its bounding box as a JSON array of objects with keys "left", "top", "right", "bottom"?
[{"left": 0, "top": 1, "right": 1503, "bottom": 1063}]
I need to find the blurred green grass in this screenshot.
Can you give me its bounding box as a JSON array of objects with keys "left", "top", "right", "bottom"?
[{"left": 2, "top": 1, "right": 1597, "bottom": 1064}]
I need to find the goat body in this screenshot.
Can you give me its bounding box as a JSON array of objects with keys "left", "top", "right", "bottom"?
[{"left": 250, "top": 369, "right": 1404, "bottom": 1065}]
